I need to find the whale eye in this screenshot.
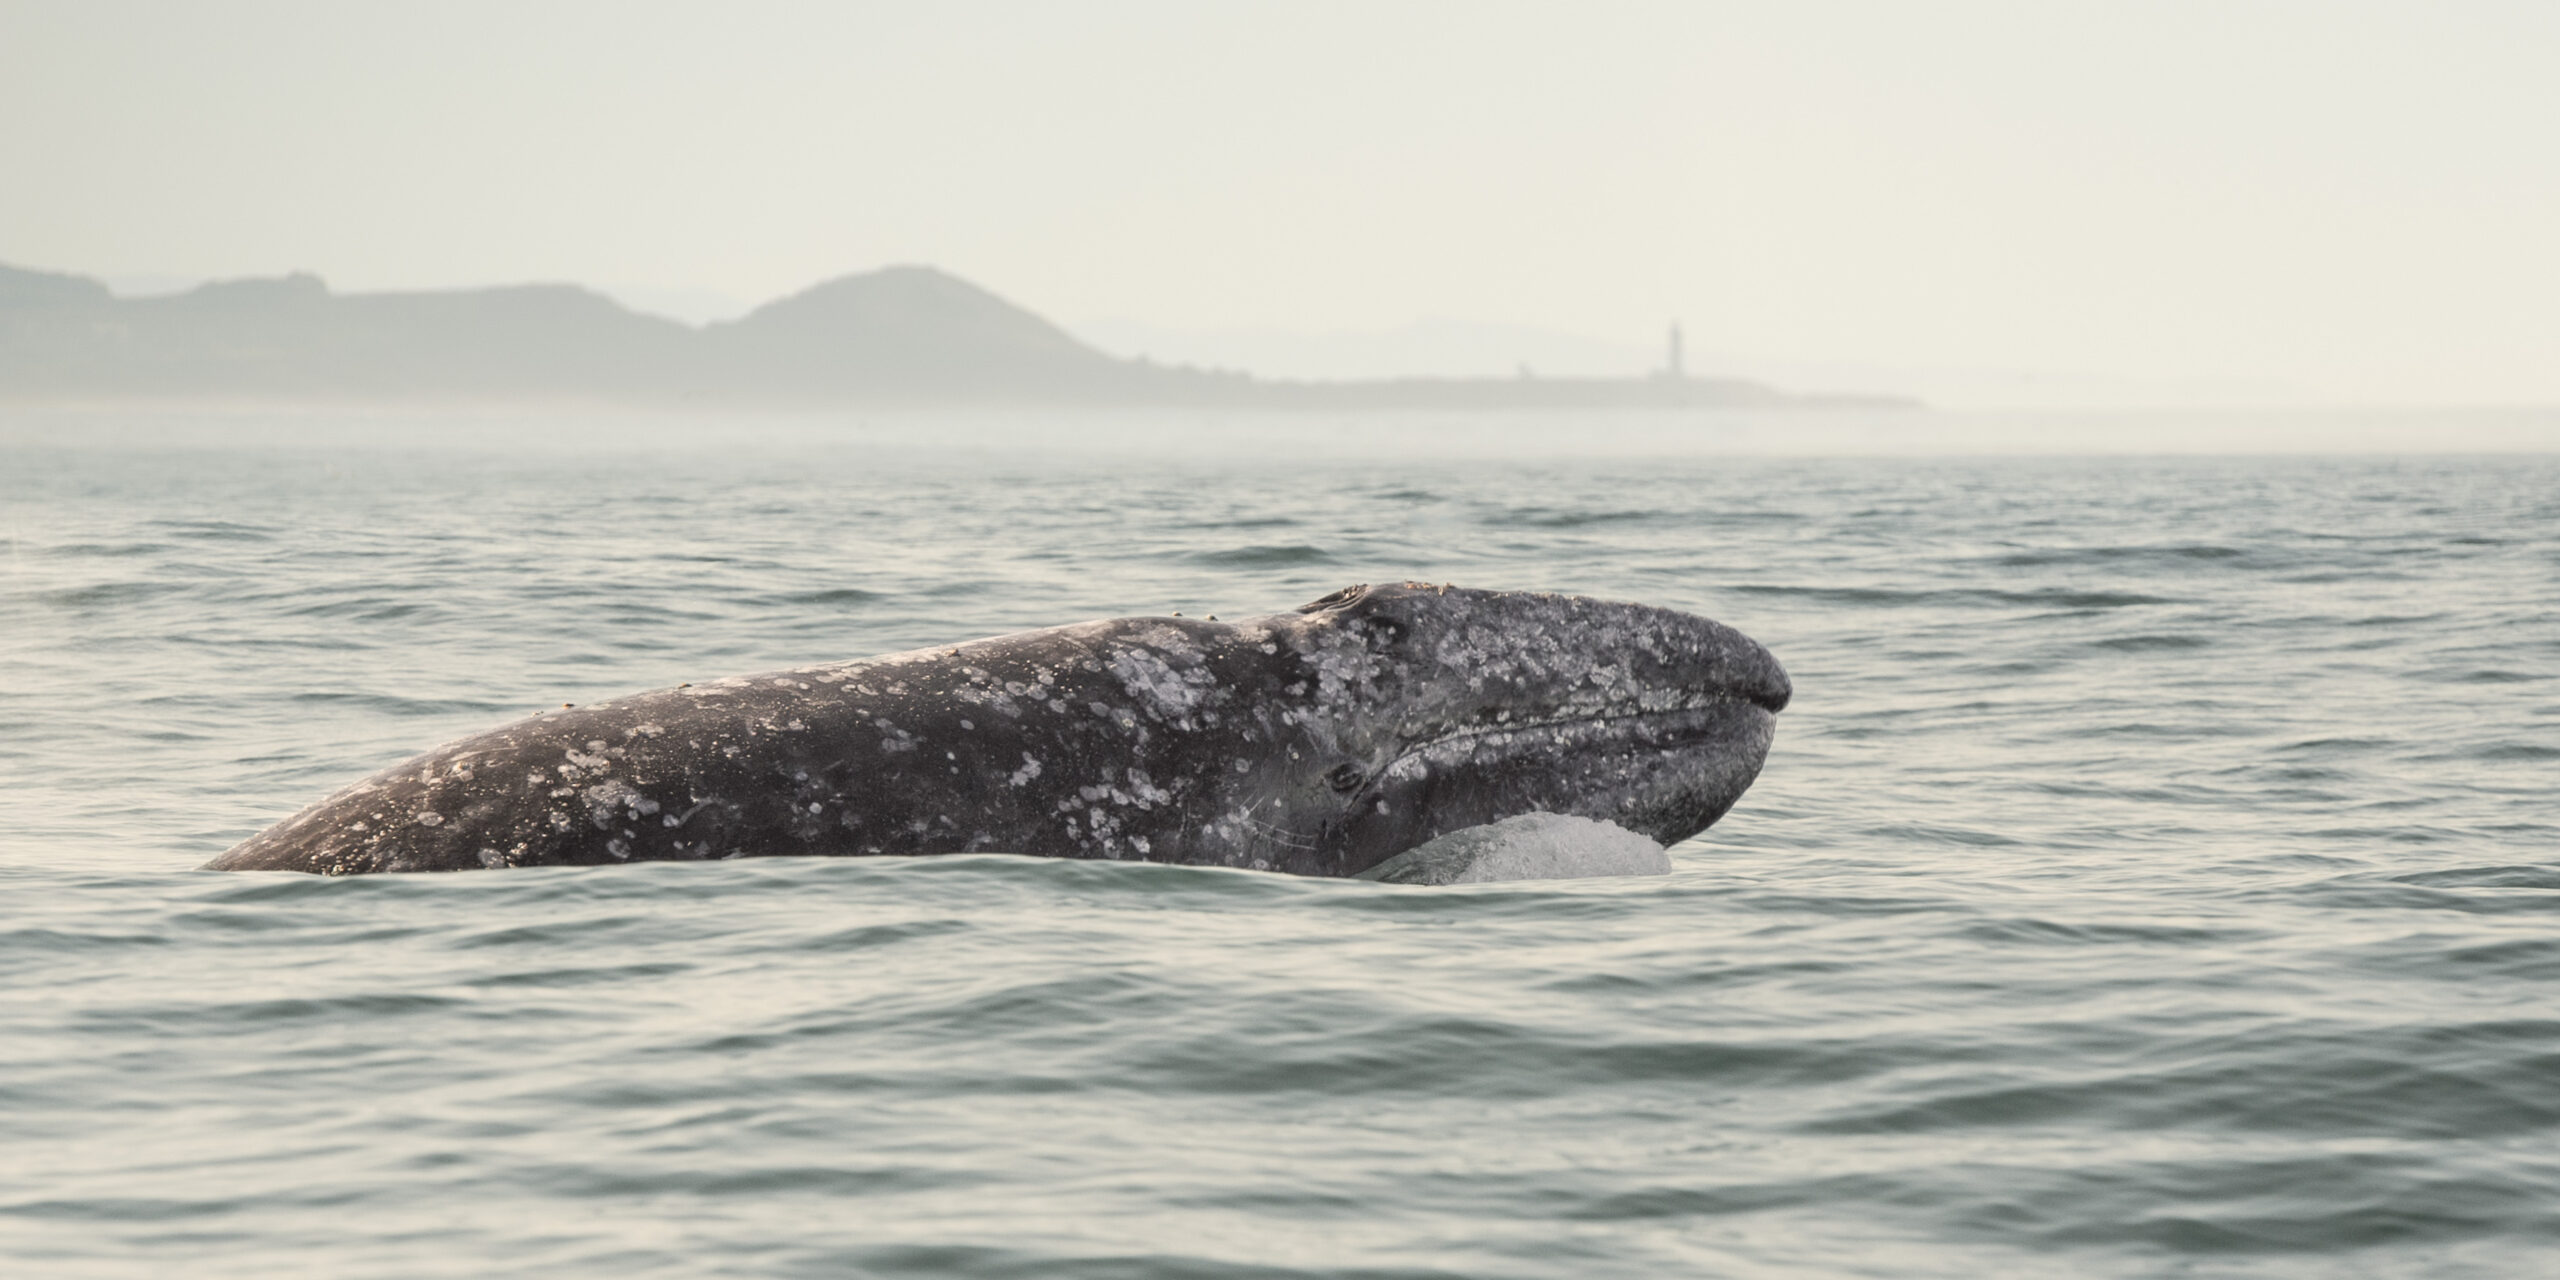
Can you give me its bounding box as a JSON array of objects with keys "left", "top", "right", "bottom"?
[{"left": 1325, "top": 763, "right": 1367, "bottom": 793}]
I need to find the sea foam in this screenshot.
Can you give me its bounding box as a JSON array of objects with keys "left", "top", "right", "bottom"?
[{"left": 1354, "top": 812, "right": 1672, "bottom": 885}]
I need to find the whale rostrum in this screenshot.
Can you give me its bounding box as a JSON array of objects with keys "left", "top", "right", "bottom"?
[{"left": 206, "top": 583, "right": 1790, "bottom": 876}]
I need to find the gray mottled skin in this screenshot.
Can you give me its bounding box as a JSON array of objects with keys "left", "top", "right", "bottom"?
[{"left": 206, "top": 583, "right": 1791, "bottom": 876}]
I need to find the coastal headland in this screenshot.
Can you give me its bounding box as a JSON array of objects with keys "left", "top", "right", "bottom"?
[{"left": 0, "top": 261, "right": 1915, "bottom": 410}]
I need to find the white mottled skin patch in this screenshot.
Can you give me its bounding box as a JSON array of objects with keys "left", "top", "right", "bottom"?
[
  {"left": 208, "top": 584, "right": 1787, "bottom": 878},
  {"left": 1106, "top": 646, "right": 1219, "bottom": 723}
]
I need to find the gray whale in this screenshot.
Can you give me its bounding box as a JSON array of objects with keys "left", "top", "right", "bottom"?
[{"left": 206, "top": 583, "right": 1789, "bottom": 876}]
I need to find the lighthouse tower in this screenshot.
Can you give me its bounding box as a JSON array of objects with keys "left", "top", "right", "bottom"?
[{"left": 1666, "top": 323, "right": 1685, "bottom": 380}]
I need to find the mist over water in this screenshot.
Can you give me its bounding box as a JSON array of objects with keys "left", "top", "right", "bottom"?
[{"left": 4, "top": 411, "right": 2558, "bottom": 1277}]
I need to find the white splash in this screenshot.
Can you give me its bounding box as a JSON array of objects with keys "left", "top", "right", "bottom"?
[{"left": 1353, "top": 813, "right": 1671, "bottom": 885}]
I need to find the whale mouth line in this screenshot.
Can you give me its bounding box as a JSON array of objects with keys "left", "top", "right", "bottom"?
[{"left": 1383, "top": 696, "right": 1772, "bottom": 778}]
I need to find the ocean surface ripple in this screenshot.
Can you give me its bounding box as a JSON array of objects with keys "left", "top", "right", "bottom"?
[{"left": 3, "top": 413, "right": 2557, "bottom": 1277}]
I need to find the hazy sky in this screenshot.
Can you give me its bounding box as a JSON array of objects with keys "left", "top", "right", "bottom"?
[{"left": 5, "top": 1, "right": 2555, "bottom": 403}]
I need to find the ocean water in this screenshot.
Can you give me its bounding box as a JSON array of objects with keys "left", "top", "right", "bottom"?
[{"left": 4, "top": 410, "right": 2558, "bottom": 1278}]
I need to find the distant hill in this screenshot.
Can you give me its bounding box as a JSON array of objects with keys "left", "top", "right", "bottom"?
[
  {"left": 0, "top": 260, "right": 1913, "bottom": 409},
  {"left": 702, "top": 266, "right": 1213, "bottom": 402}
]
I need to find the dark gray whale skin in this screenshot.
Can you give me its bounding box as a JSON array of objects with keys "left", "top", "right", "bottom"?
[{"left": 205, "top": 584, "right": 1790, "bottom": 876}]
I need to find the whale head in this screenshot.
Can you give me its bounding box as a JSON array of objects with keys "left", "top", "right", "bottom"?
[{"left": 1187, "top": 583, "right": 1790, "bottom": 876}]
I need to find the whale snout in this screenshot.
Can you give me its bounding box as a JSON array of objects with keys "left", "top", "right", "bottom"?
[
  {"left": 1711, "top": 621, "right": 1792, "bottom": 714},
  {"left": 1294, "top": 581, "right": 1790, "bottom": 721},
  {"left": 1616, "top": 596, "right": 1790, "bottom": 717}
]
